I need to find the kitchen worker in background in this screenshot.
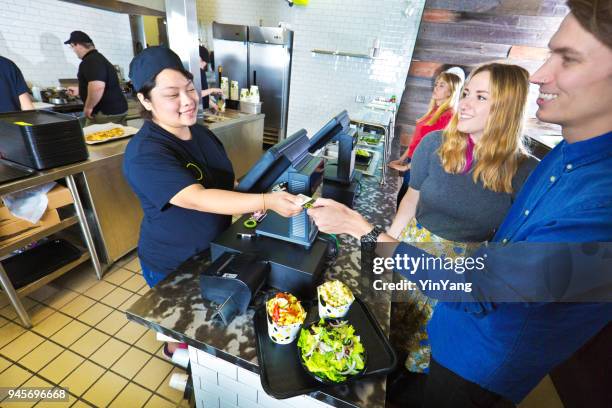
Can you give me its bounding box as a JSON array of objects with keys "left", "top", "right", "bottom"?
[
  {"left": 307, "top": 0, "right": 612, "bottom": 406},
  {"left": 64, "top": 31, "right": 128, "bottom": 126},
  {"left": 388, "top": 71, "right": 463, "bottom": 207},
  {"left": 0, "top": 55, "right": 34, "bottom": 112},
  {"left": 199, "top": 45, "right": 222, "bottom": 112}
]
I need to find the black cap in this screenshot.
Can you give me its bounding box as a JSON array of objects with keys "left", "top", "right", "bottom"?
[
  {"left": 199, "top": 46, "right": 210, "bottom": 63},
  {"left": 129, "top": 46, "right": 185, "bottom": 92},
  {"left": 64, "top": 31, "right": 93, "bottom": 45}
]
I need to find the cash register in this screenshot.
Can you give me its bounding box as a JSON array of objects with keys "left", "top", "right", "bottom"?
[
  {"left": 210, "top": 116, "right": 347, "bottom": 298},
  {"left": 237, "top": 128, "right": 324, "bottom": 248},
  {"left": 308, "top": 111, "right": 361, "bottom": 208}
]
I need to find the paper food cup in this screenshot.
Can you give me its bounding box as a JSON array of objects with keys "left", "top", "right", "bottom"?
[
  {"left": 317, "top": 285, "right": 354, "bottom": 319},
  {"left": 266, "top": 315, "right": 302, "bottom": 345},
  {"left": 266, "top": 293, "right": 306, "bottom": 345}
]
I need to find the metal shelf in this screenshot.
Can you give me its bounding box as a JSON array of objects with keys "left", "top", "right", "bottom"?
[
  {"left": 16, "top": 250, "right": 90, "bottom": 298},
  {"left": 311, "top": 49, "right": 373, "bottom": 59},
  {"left": 0, "top": 216, "right": 79, "bottom": 259}
]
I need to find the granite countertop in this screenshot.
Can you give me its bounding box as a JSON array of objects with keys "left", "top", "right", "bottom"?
[{"left": 126, "top": 156, "right": 399, "bottom": 407}]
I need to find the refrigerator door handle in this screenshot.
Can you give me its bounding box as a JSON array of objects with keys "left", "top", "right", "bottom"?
[{"left": 253, "top": 70, "right": 257, "bottom": 86}]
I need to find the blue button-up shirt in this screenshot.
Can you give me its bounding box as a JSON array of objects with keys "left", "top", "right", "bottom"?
[{"left": 393, "top": 131, "right": 612, "bottom": 402}]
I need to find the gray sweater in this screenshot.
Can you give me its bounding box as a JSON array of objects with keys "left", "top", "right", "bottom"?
[{"left": 409, "top": 131, "right": 538, "bottom": 242}]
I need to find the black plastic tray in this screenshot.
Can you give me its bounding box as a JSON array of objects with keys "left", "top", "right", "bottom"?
[
  {"left": 3, "top": 239, "right": 83, "bottom": 289},
  {"left": 0, "top": 159, "right": 35, "bottom": 184},
  {"left": 254, "top": 297, "right": 396, "bottom": 399}
]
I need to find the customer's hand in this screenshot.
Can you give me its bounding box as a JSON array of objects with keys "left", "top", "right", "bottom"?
[
  {"left": 388, "top": 160, "right": 409, "bottom": 172},
  {"left": 307, "top": 198, "right": 372, "bottom": 239},
  {"left": 265, "top": 192, "right": 303, "bottom": 217}
]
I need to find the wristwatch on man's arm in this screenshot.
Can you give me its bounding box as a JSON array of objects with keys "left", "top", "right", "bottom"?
[{"left": 360, "top": 226, "right": 384, "bottom": 244}]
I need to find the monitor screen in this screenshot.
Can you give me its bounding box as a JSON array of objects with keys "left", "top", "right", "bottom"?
[
  {"left": 236, "top": 129, "right": 310, "bottom": 193},
  {"left": 308, "top": 110, "right": 350, "bottom": 153}
]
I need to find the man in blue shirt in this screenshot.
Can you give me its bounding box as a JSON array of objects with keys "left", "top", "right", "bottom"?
[
  {"left": 0, "top": 56, "right": 34, "bottom": 113},
  {"left": 307, "top": 1, "right": 612, "bottom": 406}
]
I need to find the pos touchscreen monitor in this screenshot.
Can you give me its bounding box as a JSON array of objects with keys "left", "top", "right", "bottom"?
[
  {"left": 236, "top": 129, "right": 310, "bottom": 193},
  {"left": 307, "top": 110, "right": 350, "bottom": 153}
]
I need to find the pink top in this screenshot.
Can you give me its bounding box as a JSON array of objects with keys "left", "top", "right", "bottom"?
[{"left": 463, "top": 135, "right": 475, "bottom": 173}]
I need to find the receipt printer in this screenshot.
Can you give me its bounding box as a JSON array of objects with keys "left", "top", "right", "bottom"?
[{"left": 200, "top": 252, "right": 269, "bottom": 325}]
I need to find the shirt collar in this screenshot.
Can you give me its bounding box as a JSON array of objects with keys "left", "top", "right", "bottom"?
[
  {"left": 146, "top": 119, "right": 195, "bottom": 143},
  {"left": 561, "top": 131, "right": 612, "bottom": 169},
  {"left": 82, "top": 49, "right": 97, "bottom": 60}
]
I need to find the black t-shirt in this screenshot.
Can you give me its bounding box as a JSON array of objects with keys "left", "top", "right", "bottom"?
[
  {"left": 77, "top": 49, "right": 128, "bottom": 115},
  {"left": 123, "top": 120, "right": 235, "bottom": 275},
  {"left": 0, "top": 56, "right": 29, "bottom": 113}
]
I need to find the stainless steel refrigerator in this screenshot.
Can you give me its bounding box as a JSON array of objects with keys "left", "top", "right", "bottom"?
[{"left": 213, "top": 22, "right": 293, "bottom": 145}]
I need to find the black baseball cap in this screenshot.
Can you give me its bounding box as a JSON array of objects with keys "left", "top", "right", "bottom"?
[
  {"left": 129, "top": 46, "right": 185, "bottom": 92},
  {"left": 64, "top": 31, "right": 93, "bottom": 45}
]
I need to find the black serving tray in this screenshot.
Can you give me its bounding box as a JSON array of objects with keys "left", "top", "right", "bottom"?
[
  {"left": 0, "top": 159, "right": 35, "bottom": 184},
  {"left": 0, "top": 110, "right": 88, "bottom": 170},
  {"left": 3, "top": 239, "right": 83, "bottom": 289},
  {"left": 254, "top": 297, "right": 396, "bottom": 399}
]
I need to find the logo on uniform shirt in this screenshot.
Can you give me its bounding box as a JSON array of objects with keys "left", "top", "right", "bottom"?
[{"left": 186, "top": 162, "right": 204, "bottom": 182}]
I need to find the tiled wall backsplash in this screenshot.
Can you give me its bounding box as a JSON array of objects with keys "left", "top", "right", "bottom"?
[
  {"left": 0, "top": 0, "right": 133, "bottom": 88},
  {"left": 197, "top": 0, "right": 425, "bottom": 135}
]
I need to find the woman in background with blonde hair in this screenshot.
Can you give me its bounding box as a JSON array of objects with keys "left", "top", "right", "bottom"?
[
  {"left": 389, "top": 71, "right": 463, "bottom": 207},
  {"left": 385, "top": 62, "right": 538, "bottom": 404}
]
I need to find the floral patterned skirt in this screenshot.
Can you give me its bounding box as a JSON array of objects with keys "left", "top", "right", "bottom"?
[{"left": 390, "top": 218, "right": 477, "bottom": 373}]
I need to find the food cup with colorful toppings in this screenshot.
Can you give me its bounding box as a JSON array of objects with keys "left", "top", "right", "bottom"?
[{"left": 266, "top": 292, "right": 307, "bottom": 345}]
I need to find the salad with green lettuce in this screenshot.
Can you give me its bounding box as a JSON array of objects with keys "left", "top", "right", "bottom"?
[{"left": 297, "top": 319, "right": 366, "bottom": 383}]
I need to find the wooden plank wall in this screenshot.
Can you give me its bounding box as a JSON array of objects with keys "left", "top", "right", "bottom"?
[{"left": 397, "top": 0, "right": 567, "bottom": 142}]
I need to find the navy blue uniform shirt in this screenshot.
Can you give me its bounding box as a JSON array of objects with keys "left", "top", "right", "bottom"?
[
  {"left": 0, "top": 56, "right": 29, "bottom": 113},
  {"left": 78, "top": 49, "right": 128, "bottom": 115},
  {"left": 393, "top": 131, "right": 612, "bottom": 402},
  {"left": 123, "top": 120, "right": 235, "bottom": 275}
]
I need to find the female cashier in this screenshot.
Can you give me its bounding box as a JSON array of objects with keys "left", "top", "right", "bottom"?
[{"left": 123, "top": 46, "right": 303, "bottom": 288}]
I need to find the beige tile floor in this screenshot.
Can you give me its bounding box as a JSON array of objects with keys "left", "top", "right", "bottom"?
[{"left": 0, "top": 252, "right": 188, "bottom": 408}]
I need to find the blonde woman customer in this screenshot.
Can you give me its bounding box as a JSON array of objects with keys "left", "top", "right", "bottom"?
[
  {"left": 385, "top": 63, "right": 539, "bottom": 403},
  {"left": 389, "top": 71, "right": 463, "bottom": 207}
]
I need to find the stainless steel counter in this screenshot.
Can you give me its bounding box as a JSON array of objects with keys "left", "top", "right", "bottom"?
[
  {"left": 199, "top": 110, "right": 265, "bottom": 178},
  {"left": 2, "top": 109, "right": 265, "bottom": 265}
]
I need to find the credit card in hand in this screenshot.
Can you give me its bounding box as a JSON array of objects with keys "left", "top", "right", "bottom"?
[{"left": 297, "top": 194, "right": 316, "bottom": 209}]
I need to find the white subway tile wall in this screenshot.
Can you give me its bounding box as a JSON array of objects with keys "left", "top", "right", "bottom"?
[
  {"left": 191, "top": 346, "right": 331, "bottom": 408},
  {"left": 197, "top": 0, "right": 425, "bottom": 135},
  {"left": 0, "top": 0, "right": 133, "bottom": 88}
]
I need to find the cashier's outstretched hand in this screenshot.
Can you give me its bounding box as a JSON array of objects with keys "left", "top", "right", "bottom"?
[
  {"left": 265, "top": 192, "right": 303, "bottom": 218},
  {"left": 307, "top": 198, "right": 373, "bottom": 239}
]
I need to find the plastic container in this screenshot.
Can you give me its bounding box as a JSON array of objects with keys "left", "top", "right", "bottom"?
[{"left": 239, "top": 101, "right": 262, "bottom": 115}]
